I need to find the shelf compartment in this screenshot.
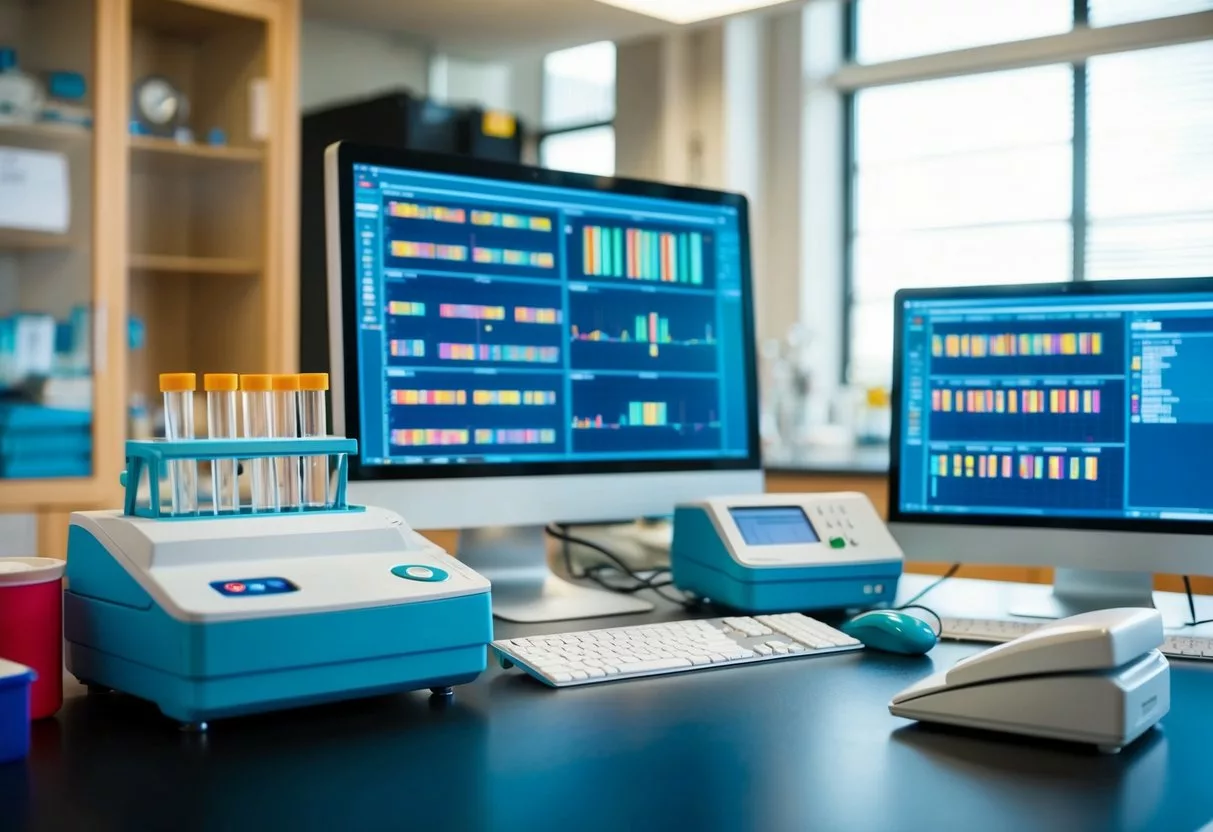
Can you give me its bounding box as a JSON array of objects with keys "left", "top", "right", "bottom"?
[
  {"left": 0, "top": 122, "right": 92, "bottom": 151},
  {"left": 0, "top": 228, "right": 78, "bottom": 251},
  {"left": 128, "top": 254, "right": 260, "bottom": 275},
  {"left": 129, "top": 135, "right": 263, "bottom": 172}
]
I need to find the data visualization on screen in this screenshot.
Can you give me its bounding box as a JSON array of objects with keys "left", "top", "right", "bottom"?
[
  {"left": 350, "top": 164, "right": 750, "bottom": 467},
  {"left": 898, "top": 289, "right": 1213, "bottom": 522}
]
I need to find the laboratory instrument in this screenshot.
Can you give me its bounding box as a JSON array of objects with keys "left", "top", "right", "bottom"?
[
  {"left": 326, "top": 142, "right": 761, "bottom": 623},
  {"left": 492, "top": 613, "right": 861, "bottom": 688},
  {"left": 240, "top": 373, "right": 276, "bottom": 511},
  {"left": 299, "top": 372, "right": 330, "bottom": 507},
  {"left": 0, "top": 659, "right": 33, "bottom": 763},
  {"left": 204, "top": 373, "right": 239, "bottom": 513},
  {"left": 0, "top": 557, "right": 64, "bottom": 718},
  {"left": 890, "top": 277, "right": 1213, "bottom": 617},
  {"left": 271, "top": 374, "right": 302, "bottom": 509},
  {"left": 670, "top": 493, "right": 903, "bottom": 612},
  {"left": 64, "top": 435, "right": 493, "bottom": 730},
  {"left": 890, "top": 608, "right": 1169, "bottom": 752},
  {"left": 840, "top": 610, "right": 936, "bottom": 655},
  {"left": 940, "top": 615, "right": 1213, "bottom": 662},
  {"left": 160, "top": 372, "right": 197, "bottom": 515},
  {"left": 0, "top": 48, "right": 43, "bottom": 125}
]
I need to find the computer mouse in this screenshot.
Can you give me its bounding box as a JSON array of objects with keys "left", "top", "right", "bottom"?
[{"left": 840, "top": 610, "right": 937, "bottom": 656}]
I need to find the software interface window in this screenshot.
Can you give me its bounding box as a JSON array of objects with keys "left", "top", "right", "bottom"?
[
  {"left": 898, "top": 292, "right": 1213, "bottom": 521},
  {"left": 350, "top": 164, "right": 751, "bottom": 466}
]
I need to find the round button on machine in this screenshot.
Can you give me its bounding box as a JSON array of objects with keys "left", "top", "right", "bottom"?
[{"left": 391, "top": 564, "right": 449, "bottom": 582}]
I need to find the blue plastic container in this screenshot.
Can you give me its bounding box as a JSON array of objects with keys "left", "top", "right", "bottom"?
[{"left": 0, "top": 658, "right": 34, "bottom": 764}]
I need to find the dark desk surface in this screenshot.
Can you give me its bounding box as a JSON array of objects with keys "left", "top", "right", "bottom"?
[{"left": 6, "top": 576, "right": 1213, "bottom": 832}]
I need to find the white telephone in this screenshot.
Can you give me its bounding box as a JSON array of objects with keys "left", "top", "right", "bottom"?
[{"left": 889, "top": 608, "right": 1169, "bottom": 753}]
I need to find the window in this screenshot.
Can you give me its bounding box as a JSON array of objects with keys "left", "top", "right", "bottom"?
[
  {"left": 539, "top": 41, "right": 616, "bottom": 176},
  {"left": 843, "top": 1, "right": 1213, "bottom": 384}
]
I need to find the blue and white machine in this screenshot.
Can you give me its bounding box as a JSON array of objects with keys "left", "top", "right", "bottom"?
[
  {"left": 64, "top": 437, "right": 493, "bottom": 730},
  {"left": 670, "top": 492, "right": 903, "bottom": 613}
]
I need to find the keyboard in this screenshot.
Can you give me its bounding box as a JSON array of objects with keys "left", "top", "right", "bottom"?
[
  {"left": 492, "top": 614, "right": 863, "bottom": 688},
  {"left": 941, "top": 616, "right": 1213, "bottom": 660}
]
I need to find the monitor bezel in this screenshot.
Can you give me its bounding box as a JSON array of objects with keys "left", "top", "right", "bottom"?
[
  {"left": 889, "top": 276, "right": 1213, "bottom": 536},
  {"left": 328, "top": 141, "right": 762, "bottom": 483}
]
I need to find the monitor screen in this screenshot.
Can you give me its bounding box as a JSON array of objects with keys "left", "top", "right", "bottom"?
[
  {"left": 346, "top": 161, "right": 753, "bottom": 470},
  {"left": 730, "top": 506, "right": 820, "bottom": 546},
  {"left": 894, "top": 284, "right": 1213, "bottom": 525}
]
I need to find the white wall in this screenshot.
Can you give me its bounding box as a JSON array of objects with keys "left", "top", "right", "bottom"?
[{"left": 300, "top": 19, "right": 431, "bottom": 112}]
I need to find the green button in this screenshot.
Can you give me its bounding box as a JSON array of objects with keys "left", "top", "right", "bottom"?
[{"left": 829, "top": 536, "right": 846, "bottom": 549}]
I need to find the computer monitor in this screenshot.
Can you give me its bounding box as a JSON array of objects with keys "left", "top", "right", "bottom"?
[
  {"left": 890, "top": 278, "right": 1213, "bottom": 617},
  {"left": 325, "top": 143, "right": 762, "bottom": 622}
]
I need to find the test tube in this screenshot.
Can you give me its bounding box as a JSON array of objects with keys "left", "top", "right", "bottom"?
[
  {"left": 205, "top": 373, "right": 239, "bottom": 513},
  {"left": 240, "top": 374, "right": 277, "bottom": 512},
  {"left": 298, "top": 373, "right": 330, "bottom": 508},
  {"left": 160, "top": 373, "right": 198, "bottom": 516},
  {"left": 271, "top": 374, "right": 302, "bottom": 510}
]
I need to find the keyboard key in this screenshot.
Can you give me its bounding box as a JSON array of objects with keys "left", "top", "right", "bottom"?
[
  {"left": 586, "top": 668, "right": 606, "bottom": 679},
  {"left": 616, "top": 658, "right": 693, "bottom": 674},
  {"left": 551, "top": 672, "right": 573, "bottom": 683},
  {"left": 570, "top": 670, "right": 588, "bottom": 681}
]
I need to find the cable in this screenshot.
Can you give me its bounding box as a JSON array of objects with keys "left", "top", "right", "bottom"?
[
  {"left": 899, "top": 563, "right": 961, "bottom": 608},
  {"left": 544, "top": 524, "right": 698, "bottom": 608},
  {"left": 1181, "top": 575, "right": 1213, "bottom": 628},
  {"left": 889, "top": 563, "right": 961, "bottom": 636}
]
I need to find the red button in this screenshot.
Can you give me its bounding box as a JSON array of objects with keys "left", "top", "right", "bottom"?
[{"left": 225, "top": 582, "right": 246, "bottom": 593}]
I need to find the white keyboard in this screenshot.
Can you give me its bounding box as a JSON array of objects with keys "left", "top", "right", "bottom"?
[
  {"left": 492, "top": 614, "right": 863, "bottom": 688},
  {"left": 941, "top": 616, "right": 1213, "bottom": 660}
]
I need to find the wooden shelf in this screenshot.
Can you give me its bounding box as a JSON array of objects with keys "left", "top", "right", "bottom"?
[
  {"left": 129, "top": 254, "right": 260, "bottom": 275},
  {"left": 0, "top": 228, "right": 77, "bottom": 251},
  {"left": 0, "top": 121, "right": 91, "bottom": 150},
  {"left": 129, "top": 135, "right": 264, "bottom": 172}
]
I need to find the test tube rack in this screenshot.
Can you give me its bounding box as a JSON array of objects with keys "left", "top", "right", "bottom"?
[{"left": 120, "top": 437, "right": 362, "bottom": 519}]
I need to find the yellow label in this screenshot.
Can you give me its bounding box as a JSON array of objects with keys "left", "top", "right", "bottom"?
[{"left": 482, "top": 110, "right": 516, "bottom": 139}]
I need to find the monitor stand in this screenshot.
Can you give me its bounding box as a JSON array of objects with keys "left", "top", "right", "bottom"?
[
  {"left": 1009, "top": 568, "right": 1155, "bottom": 619},
  {"left": 456, "top": 526, "right": 655, "bottom": 623}
]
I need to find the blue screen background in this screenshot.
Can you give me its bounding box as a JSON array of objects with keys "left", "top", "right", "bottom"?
[
  {"left": 899, "top": 291, "right": 1213, "bottom": 522},
  {"left": 350, "top": 164, "right": 751, "bottom": 467}
]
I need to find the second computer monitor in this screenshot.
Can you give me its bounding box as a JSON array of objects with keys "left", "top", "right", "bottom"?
[{"left": 890, "top": 278, "right": 1213, "bottom": 610}]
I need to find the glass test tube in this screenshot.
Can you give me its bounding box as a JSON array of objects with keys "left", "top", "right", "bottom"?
[
  {"left": 240, "top": 374, "right": 277, "bottom": 512},
  {"left": 160, "top": 373, "right": 198, "bottom": 516},
  {"left": 205, "top": 373, "right": 239, "bottom": 513},
  {"left": 271, "top": 374, "right": 302, "bottom": 510},
  {"left": 298, "top": 373, "right": 330, "bottom": 508}
]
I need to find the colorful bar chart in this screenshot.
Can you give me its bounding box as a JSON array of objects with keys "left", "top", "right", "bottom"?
[
  {"left": 388, "top": 301, "right": 426, "bottom": 316},
  {"left": 391, "top": 389, "right": 467, "bottom": 405},
  {"left": 931, "top": 387, "right": 1101, "bottom": 414},
  {"left": 389, "top": 339, "right": 425, "bottom": 357},
  {"left": 469, "top": 210, "right": 552, "bottom": 232},
  {"left": 514, "top": 307, "right": 562, "bottom": 324},
  {"left": 472, "top": 247, "right": 555, "bottom": 269},
  {"left": 388, "top": 202, "right": 466, "bottom": 223},
  {"left": 932, "top": 453, "right": 1099, "bottom": 481},
  {"left": 931, "top": 332, "right": 1103, "bottom": 358},
  {"left": 390, "top": 241, "right": 468, "bottom": 261},
  {"left": 572, "top": 401, "right": 669, "bottom": 429},
  {"left": 439, "top": 303, "right": 505, "bottom": 321},
  {"left": 471, "top": 390, "right": 557, "bottom": 406},
  {"left": 391, "top": 429, "right": 469, "bottom": 446},
  {"left": 438, "top": 343, "right": 560, "bottom": 363},
  {"left": 581, "top": 225, "right": 704, "bottom": 285},
  {"left": 473, "top": 428, "right": 557, "bottom": 445}
]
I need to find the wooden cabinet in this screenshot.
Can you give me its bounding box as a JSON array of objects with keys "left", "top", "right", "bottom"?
[{"left": 0, "top": 0, "right": 297, "bottom": 549}]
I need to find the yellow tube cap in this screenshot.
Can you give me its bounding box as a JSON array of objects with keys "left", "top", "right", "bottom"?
[
  {"left": 271, "top": 373, "right": 301, "bottom": 391},
  {"left": 240, "top": 374, "right": 273, "bottom": 392},
  {"left": 204, "top": 373, "right": 238, "bottom": 392},
  {"left": 298, "top": 373, "right": 329, "bottom": 391},
  {"left": 159, "top": 372, "right": 196, "bottom": 393}
]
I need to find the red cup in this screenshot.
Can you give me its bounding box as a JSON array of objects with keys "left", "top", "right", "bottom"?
[{"left": 0, "top": 558, "right": 65, "bottom": 719}]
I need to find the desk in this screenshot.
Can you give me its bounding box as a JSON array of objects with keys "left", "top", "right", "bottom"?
[{"left": 7, "top": 577, "right": 1213, "bottom": 832}]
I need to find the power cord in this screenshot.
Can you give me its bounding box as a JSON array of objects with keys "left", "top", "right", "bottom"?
[
  {"left": 544, "top": 524, "right": 698, "bottom": 608},
  {"left": 1181, "top": 576, "right": 1213, "bottom": 627}
]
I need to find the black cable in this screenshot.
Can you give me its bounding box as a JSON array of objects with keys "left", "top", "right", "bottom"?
[
  {"left": 897, "top": 603, "right": 942, "bottom": 637},
  {"left": 1181, "top": 575, "right": 1213, "bottom": 628},
  {"left": 544, "top": 524, "right": 697, "bottom": 608},
  {"left": 899, "top": 563, "right": 961, "bottom": 608}
]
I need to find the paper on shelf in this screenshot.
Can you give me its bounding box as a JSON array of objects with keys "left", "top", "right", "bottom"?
[{"left": 0, "top": 146, "right": 69, "bottom": 233}]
